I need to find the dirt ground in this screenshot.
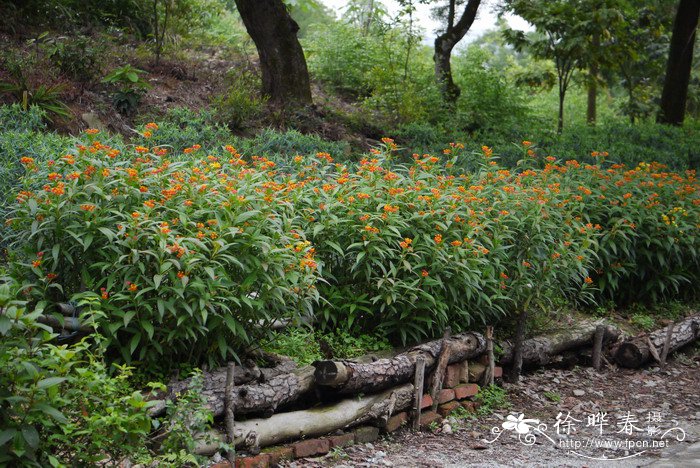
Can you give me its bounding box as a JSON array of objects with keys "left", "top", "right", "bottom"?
[{"left": 283, "top": 351, "right": 700, "bottom": 468}]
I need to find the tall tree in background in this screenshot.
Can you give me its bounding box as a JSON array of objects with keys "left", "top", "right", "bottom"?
[
  {"left": 433, "top": 0, "right": 481, "bottom": 102},
  {"left": 658, "top": 0, "right": 699, "bottom": 125},
  {"left": 234, "top": 0, "right": 312, "bottom": 105}
]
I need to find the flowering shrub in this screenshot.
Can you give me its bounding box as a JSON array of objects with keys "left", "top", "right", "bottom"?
[
  {"left": 8, "top": 127, "right": 319, "bottom": 365},
  {"left": 6, "top": 127, "right": 699, "bottom": 364}
]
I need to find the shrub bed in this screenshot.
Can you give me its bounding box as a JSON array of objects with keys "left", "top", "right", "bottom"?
[{"left": 5, "top": 126, "right": 699, "bottom": 367}]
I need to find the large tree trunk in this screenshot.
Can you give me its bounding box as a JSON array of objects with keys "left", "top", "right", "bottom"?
[
  {"left": 500, "top": 321, "right": 620, "bottom": 368},
  {"left": 614, "top": 314, "right": 700, "bottom": 368},
  {"left": 433, "top": 0, "right": 481, "bottom": 103},
  {"left": 234, "top": 0, "right": 312, "bottom": 105},
  {"left": 657, "top": 0, "right": 700, "bottom": 125},
  {"left": 195, "top": 383, "right": 415, "bottom": 454},
  {"left": 313, "top": 332, "right": 485, "bottom": 395}
]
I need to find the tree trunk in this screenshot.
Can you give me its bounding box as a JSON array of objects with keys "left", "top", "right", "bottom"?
[
  {"left": 234, "top": 0, "right": 312, "bottom": 105},
  {"left": 195, "top": 384, "right": 415, "bottom": 454},
  {"left": 433, "top": 0, "right": 481, "bottom": 103},
  {"left": 614, "top": 314, "right": 700, "bottom": 368},
  {"left": 586, "top": 61, "right": 598, "bottom": 125},
  {"left": 500, "top": 321, "right": 620, "bottom": 368},
  {"left": 557, "top": 89, "right": 565, "bottom": 134},
  {"left": 657, "top": 0, "right": 700, "bottom": 125},
  {"left": 313, "top": 332, "right": 485, "bottom": 395}
]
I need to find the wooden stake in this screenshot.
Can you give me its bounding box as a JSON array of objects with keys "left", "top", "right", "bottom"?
[
  {"left": 224, "top": 362, "right": 236, "bottom": 463},
  {"left": 412, "top": 356, "right": 425, "bottom": 431},
  {"left": 485, "top": 326, "right": 495, "bottom": 386},
  {"left": 660, "top": 322, "right": 674, "bottom": 366},
  {"left": 592, "top": 324, "right": 606, "bottom": 371},
  {"left": 430, "top": 327, "right": 452, "bottom": 411}
]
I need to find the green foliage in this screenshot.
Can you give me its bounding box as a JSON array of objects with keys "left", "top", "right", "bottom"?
[
  {"left": 0, "top": 104, "right": 46, "bottom": 133},
  {"left": 240, "top": 128, "right": 350, "bottom": 161},
  {"left": 211, "top": 68, "right": 267, "bottom": 130},
  {"left": 102, "top": 65, "right": 151, "bottom": 115},
  {"left": 630, "top": 313, "right": 655, "bottom": 331},
  {"left": 42, "top": 34, "right": 107, "bottom": 82},
  {"left": 0, "top": 277, "right": 152, "bottom": 467},
  {"left": 141, "top": 107, "right": 233, "bottom": 153},
  {"left": 543, "top": 391, "right": 561, "bottom": 402},
  {"left": 320, "top": 331, "right": 392, "bottom": 359},
  {"left": 263, "top": 328, "right": 322, "bottom": 366},
  {"left": 152, "top": 370, "right": 214, "bottom": 466},
  {"left": 7, "top": 128, "right": 319, "bottom": 368},
  {"left": 474, "top": 385, "right": 511, "bottom": 416}
]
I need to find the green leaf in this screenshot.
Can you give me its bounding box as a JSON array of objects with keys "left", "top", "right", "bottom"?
[
  {"left": 21, "top": 425, "right": 39, "bottom": 449},
  {"left": 33, "top": 403, "right": 67, "bottom": 424},
  {"left": 141, "top": 319, "right": 154, "bottom": 340},
  {"left": 0, "top": 429, "right": 16, "bottom": 446},
  {"left": 36, "top": 377, "right": 66, "bottom": 389}
]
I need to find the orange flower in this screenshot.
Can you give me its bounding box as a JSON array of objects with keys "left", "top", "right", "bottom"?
[
  {"left": 85, "top": 128, "right": 100, "bottom": 135},
  {"left": 584, "top": 277, "right": 593, "bottom": 284},
  {"left": 177, "top": 271, "right": 186, "bottom": 279},
  {"left": 451, "top": 240, "right": 463, "bottom": 247},
  {"left": 80, "top": 204, "right": 96, "bottom": 212},
  {"left": 434, "top": 234, "right": 443, "bottom": 244},
  {"left": 145, "top": 122, "right": 159, "bottom": 130},
  {"left": 128, "top": 283, "right": 138, "bottom": 292},
  {"left": 100, "top": 287, "right": 109, "bottom": 299},
  {"left": 143, "top": 131, "right": 152, "bottom": 138},
  {"left": 623, "top": 192, "right": 632, "bottom": 199},
  {"left": 522, "top": 140, "right": 533, "bottom": 147},
  {"left": 421, "top": 270, "right": 429, "bottom": 277},
  {"left": 399, "top": 238, "right": 412, "bottom": 249},
  {"left": 132, "top": 211, "right": 140, "bottom": 219},
  {"left": 144, "top": 200, "right": 156, "bottom": 209},
  {"left": 522, "top": 261, "right": 532, "bottom": 268},
  {"left": 46, "top": 273, "right": 58, "bottom": 281}
]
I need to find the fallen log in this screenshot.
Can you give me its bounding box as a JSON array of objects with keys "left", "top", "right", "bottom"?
[
  {"left": 151, "top": 366, "right": 316, "bottom": 418},
  {"left": 499, "top": 321, "right": 620, "bottom": 367},
  {"left": 614, "top": 314, "right": 700, "bottom": 368},
  {"left": 195, "top": 383, "right": 415, "bottom": 455},
  {"left": 312, "top": 332, "right": 485, "bottom": 395}
]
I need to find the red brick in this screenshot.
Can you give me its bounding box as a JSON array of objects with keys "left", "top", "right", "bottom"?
[
  {"left": 292, "top": 438, "right": 330, "bottom": 458},
  {"left": 443, "top": 364, "right": 461, "bottom": 388},
  {"left": 493, "top": 366, "right": 503, "bottom": 378},
  {"left": 420, "top": 394, "right": 433, "bottom": 409},
  {"left": 353, "top": 426, "right": 380, "bottom": 443},
  {"left": 460, "top": 401, "right": 478, "bottom": 412},
  {"left": 265, "top": 446, "right": 294, "bottom": 465},
  {"left": 328, "top": 432, "right": 355, "bottom": 448},
  {"left": 385, "top": 411, "right": 408, "bottom": 432},
  {"left": 437, "top": 388, "right": 455, "bottom": 404},
  {"left": 454, "top": 383, "right": 479, "bottom": 400},
  {"left": 437, "top": 401, "right": 460, "bottom": 418},
  {"left": 212, "top": 462, "right": 232, "bottom": 468},
  {"left": 458, "top": 361, "right": 469, "bottom": 383},
  {"left": 235, "top": 453, "right": 270, "bottom": 468},
  {"left": 419, "top": 411, "right": 442, "bottom": 428}
]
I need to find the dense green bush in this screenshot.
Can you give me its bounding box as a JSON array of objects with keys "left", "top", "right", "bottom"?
[
  {"left": 5, "top": 127, "right": 698, "bottom": 365},
  {"left": 7, "top": 128, "right": 319, "bottom": 367},
  {"left": 239, "top": 128, "right": 350, "bottom": 161},
  {"left": 0, "top": 278, "right": 153, "bottom": 466},
  {"left": 141, "top": 107, "right": 233, "bottom": 153},
  {"left": 0, "top": 104, "right": 46, "bottom": 133}
]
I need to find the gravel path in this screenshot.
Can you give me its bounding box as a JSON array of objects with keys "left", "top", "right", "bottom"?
[{"left": 285, "top": 351, "right": 700, "bottom": 468}]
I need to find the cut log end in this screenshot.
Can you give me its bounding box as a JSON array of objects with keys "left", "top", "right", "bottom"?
[{"left": 615, "top": 342, "right": 646, "bottom": 369}]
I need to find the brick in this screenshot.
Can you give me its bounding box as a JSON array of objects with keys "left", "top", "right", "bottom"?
[
  {"left": 292, "top": 438, "right": 330, "bottom": 458},
  {"left": 477, "top": 354, "right": 490, "bottom": 365},
  {"left": 437, "top": 388, "right": 455, "bottom": 404},
  {"left": 420, "top": 394, "right": 433, "bottom": 409},
  {"left": 493, "top": 366, "right": 503, "bottom": 378},
  {"left": 212, "top": 462, "right": 232, "bottom": 468},
  {"left": 454, "top": 383, "right": 479, "bottom": 400},
  {"left": 419, "top": 411, "right": 442, "bottom": 428},
  {"left": 328, "top": 432, "right": 355, "bottom": 448},
  {"left": 384, "top": 412, "right": 408, "bottom": 432},
  {"left": 353, "top": 426, "right": 380, "bottom": 443},
  {"left": 264, "top": 446, "right": 294, "bottom": 466},
  {"left": 460, "top": 401, "right": 478, "bottom": 412},
  {"left": 235, "top": 454, "right": 270, "bottom": 468},
  {"left": 458, "top": 361, "right": 469, "bottom": 383},
  {"left": 437, "top": 401, "right": 460, "bottom": 418},
  {"left": 443, "top": 364, "right": 461, "bottom": 388},
  {"left": 468, "top": 362, "right": 486, "bottom": 383}
]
